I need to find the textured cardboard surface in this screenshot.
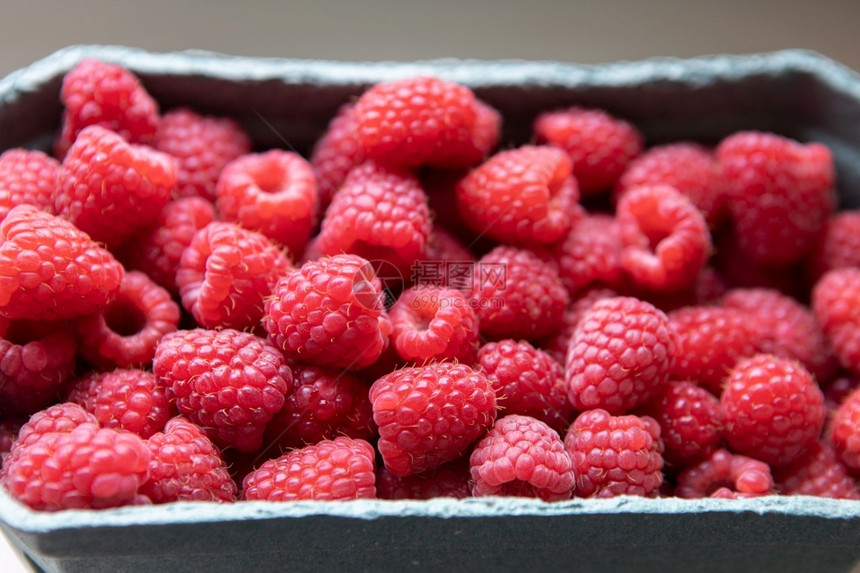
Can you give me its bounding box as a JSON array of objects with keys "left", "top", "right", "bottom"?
[{"left": 1, "top": 46, "right": 859, "bottom": 572}]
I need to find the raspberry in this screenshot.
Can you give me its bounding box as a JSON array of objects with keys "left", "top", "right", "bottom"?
[
  {"left": 813, "top": 268, "right": 860, "bottom": 376},
  {"left": 540, "top": 287, "right": 618, "bottom": 364},
  {"left": 721, "top": 354, "right": 825, "bottom": 467},
  {"left": 774, "top": 441, "right": 860, "bottom": 499},
  {"left": 829, "top": 386, "right": 860, "bottom": 472},
  {"left": 370, "top": 361, "right": 496, "bottom": 476},
  {"left": 216, "top": 150, "right": 318, "bottom": 257},
  {"left": 241, "top": 436, "right": 376, "bottom": 501},
  {"left": 477, "top": 340, "right": 572, "bottom": 432},
  {"left": 75, "top": 270, "right": 180, "bottom": 369},
  {"left": 66, "top": 368, "right": 172, "bottom": 439},
  {"left": 824, "top": 373, "right": 858, "bottom": 412},
  {"left": 177, "top": 221, "right": 292, "bottom": 330},
  {"left": 264, "top": 254, "right": 392, "bottom": 370},
  {"left": 617, "top": 185, "right": 710, "bottom": 293},
  {"left": 0, "top": 420, "right": 22, "bottom": 459},
  {"left": 310, "top": 103, "right": 363, "bottom": 209},
  {"left": 0, "top": 205, "right": 124, "bottom": 320},
  {"left": 470, "top": 414, "right": 574, "bottom": 501},
  {"left": 808, "top": 211, "right": 860, "bottom": 281},
  {"left": 141, "top": 416, "right": 237, "bottom": 503},
  {"left": 533, "top": 106, "right": 643, "bottom": 196},
  {"left": 0, "top": 149, "right": 58, "bottom": 222},
  {"left": 376, "top": 457, "right": 471, "bottom": 500},
  {"left": 417, "top": 227, "right": 477, "bottom": 291},
  {"left": 154, "top": 107, "right": 251, "bottom": 200},
  {"left": 463, "top": 100, "right": 503, "bottom": 163},
  {"left": 54, "top": 59, "right": 159, "bottom": 158},
  {"left": 469, "top": 246, "right": 568, "bottom": 341},
  {"left": 555, "top": 214, "right": 623, "bottom": 296},
  {"left": 717, "top": 131, "right": 836, "bottom": 265},
  {"left": 422, "top": 168, "right": 477, "bottom": 244},
  {"left": 566, "top": 296, "right": 676, "bottom": 413},
  {"left": 3, "top": 422, "right": 150, "bottom": 511},
  {"left": 153, "top": 328, "right": 291, "bottom": 453},
  {"left": 389, "top": 286, "right": 480, "bottom": 363},
  {"left": 711, "top": 230, "right": 807, "bottom": 299},
  {"left": 456, "top": 146, "right": 578, "bottom": 246},
  {"left": 675, "top": 448, "right": 774, "bottom": 499},
  {"left": 564, "top": 409, "right": 664, "bottom": 497}
]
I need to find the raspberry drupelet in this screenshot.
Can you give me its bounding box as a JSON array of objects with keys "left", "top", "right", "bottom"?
[
  {"left": 675, "top": 448, "right": 774, "bottom": 499},
  {"left": 829, "top": 386, "right": 860, "bottom": 472},
  {"left": 376, "top": 457, "right": 471, "bottom": 500},
  {"left": 774, "top": 441, "right": 860, "bottom": 499},
  {"left": 554, "top": 213, "right": 624, "bottom": 296},
  {"left": 0, "top": 149, "right": 59, "bottom": 222},
  {"left": 813, "top": 268, "right": 860, "bottom": 376}
]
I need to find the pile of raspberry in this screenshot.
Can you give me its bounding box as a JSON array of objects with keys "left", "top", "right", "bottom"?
[{"left": 1, "top": 58, "right": 859, "bottom": 511}]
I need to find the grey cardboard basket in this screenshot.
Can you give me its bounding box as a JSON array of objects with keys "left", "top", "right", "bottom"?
[{"left": 0, "top": 46, "right": 859, "bottom": 572}]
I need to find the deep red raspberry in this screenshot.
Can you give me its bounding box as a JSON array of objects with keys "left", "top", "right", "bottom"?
[
  {"left": 721, "top": 354, "right": 825, "bottom": 467},
  {"left": 177, "top": 221, "right": 292, "bottom": 330},
  {"left": 415, "top": 226, "right": 478, "bottom": 292},
  {"left": 469, "top": 246, "right": 568, "bottom": 341},
  {"left": 55, "top": 125, "right": 177, "bottom": 249},
  {"left": 370, "top": 361, "right": 496, "bottom": 476},
  {"left": 154, "top": 107, "right": 251, "bottom": 200},
  {"left": 675, "top": 448, "right": 774, "bottom": 499},
  {"left": 241, "top": 436, "right": 376, "bottom": 501},
  {"left": 711, "top": 230, "right": 807, "bottom": 299},
  {"left": 66, "top": 368, "right": 171, "bottom": 439},
  {"left": 0, "top": 420, "right": 22, "bottom": 459},
  {"left": 717, "top": 131, "right": 836, "bottom": 265},
  {"left": 456, "top": 146, "right": 578, "bottom": 246},
  {"left": 141, "top": 416, "right": 237, "bottom": 503},
  {"left": 534, "top": 106, "right": 643, "bottom": 196},
  {"left": 216, "top": 150, "right": 318, "bottom": 257},
  {"left": 0, "top": 205, "right": 124, "bottom": 320},
  {"left": 264, "top": 254, "right": 392, "bottom": 370},
  {"left": 310, "top": 103, "right": 364, "bottom": 209},
  {"left": 153, "top": 328, "right": 291, "bottom": 453},
  {"left": 566, "top": 296, "right": 676, "bottom": 413},
  {"left": 0, "top": 149, "right": 58, "bottom": 222},
  {"left": 376, "top": 457, "right": 471, "bottom": 500},
  {"left": 829, "top": 386, "right": 860, "bottom": 472},
  {"left": 824, "top": 373, "right": 859, "bottom": 412},
  {"left": 564, "top": 408, "right": 663, "bottom": 497},
  {"left": 554, "top": 214, "right": 623, "bottom": 296},
  {"left": 54, "top": 59, "right": 159, "bottom": 158},
  {"left": 813, "top": 268, "right": 860, "bottom": 376},
  {"left": 808, "top": 211, "right": 860, "bottom": 281},
  {"left": 540, "top": 287, "right": 618, "bottom": 364},
  {"left": 774, "top": 441, "right": 859, "bottom": 499},
  {"left": 470, "top": 414, "right": 574, "bottom": 501}
]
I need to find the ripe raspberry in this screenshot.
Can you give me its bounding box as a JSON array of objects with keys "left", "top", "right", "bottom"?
[
  {"left": 564, "top": 409, "right": 664, "bottom": 497},
  {"left": 477, "top": 340, "right": 572, "bottom": 432},
  {"left": 540, "top": 287, "right": 618, "bottom": 364},
  {"left": 456, "top": 146, "right": 578, "bottom": 246},
  {"left": 66, "top": 368, "right": 171, "bottom": 439},
  {"left": 55, "top": 125, "right": 177, "bottom": 248},
  {"left": 462, "top": 100, "right": 503, "bottom": 164},
  {"left": 0, "top": 205, "right": 124, "bottom": 320},
  {"left": 154, "top": 107, "right": 251, "bottom": 200},
  {"left": 774, "top": 441, "right": 859, "bottom": 499},
  {"left": 376, "top": 457, "right": 471, "bottom": 500},
  {"left": 566, "top": 297, "right": 676, "bottom": 413},
  {"left": 370, "top": 361, "right": 496, "bottom": 476},
  {"left": 0, "top": 149, "right": 58, "bottom": 222},
  {"left": 470, "top": 414, "right": 574, "bottom": 501},
  {"left": 717, "top": 131, "right": 836, "bottom": 265},
  {"left": 141, "top": 417, "right": 237, "bottom": 503},
  {"left": 15, "top": 403, "right": 96, "bottom": 446},
  {"left": 813, "top": 268, "right": 860, "bottom": 377},
  {"left": 711, "top": 230, "right": 807, "bottom": 299},
  {"left": 177, "top": 221, "right": 292, "bottom": 330},
  {"left": 264, "top": 254, "right": 392, "bottom": 370},
  {"left": 153, "top": 328, "right": 291, "bottom": 453},
  {"left": 533, "top": 106, "right": 643, "bottom": 196},
  {"left": 216, "top": 150, "right": 318, "bottom": 257},
  {"left": 310, "top": 103, "right": 364, "bottom": 209},
  {"left": 469, "top": 246, "right": 568, "bottom": 341},
  {"left": 54, "top": 59, "right": 159, "bottom": 158},
  {"left": 241, "top": 436, "right": 376, "bottom": 501},
  {"left": 675, "top": 448, "right": 774, "bottom": 499},
  {"left": 808, "top": 211, "right": 860, "bottom": 281},
  {"left": 554, "top": 214, "right": 623, "bottom": 296},
  {"left": 829, "top": 386, "right": 860, "bottom": 472},
  {"left": 721, "top": 354, "right": 825, "bottom": 467}
]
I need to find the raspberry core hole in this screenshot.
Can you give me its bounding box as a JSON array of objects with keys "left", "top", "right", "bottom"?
[{"left": 104, "top": 298, "right": 147, "bottom": 336}]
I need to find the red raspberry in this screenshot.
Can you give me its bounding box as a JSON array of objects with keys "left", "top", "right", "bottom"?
[
  {"left": 721, "top": 354, "right": 825, "bottom": 467},
  {"left": 376, "top": 457, "right": 471, "bottom": 500},
  {"left": 264, "top": 254, "right": 392, "bottom": 370},
  {"left": 389, "top": 286, "right": 480, "bottom": 363},
  {"left": 463, "top": 100, "right": 502, "bottom": 163},
  {"left": 540, "top": 287, "right": 618, "bottom": 364},
  {"left": 456, "top": 146, "right": 578, "bottom": 246},
  {"left": 534, "top": 106, "right": 643, "bottom": 196},
  {"left": 564, "top": 409, "right": 664, "bottom": 497},
  {"left": 141, "top": 416, "right": 237, "bottom": 503},
  {"left": 566, "top": 297, "right": 676, "bottom": 413},
  {"left": 813, "top": 268, "right": 860, "bottom": 376},
  {"left": 416, "top": 226, "right": 477, "bottom": 292},
  {"left": 241, "top": 436, "right": 376, "bottom": 501},
  {"left": 470, "top": 414, "right": 574, "bottom": 501},
  {"left": 153, "top": 328, "right": 291, "bottom": 453},
  {"left": 675, "top": 448, "right": 774, "bottom": 499},
  {"left": 310, "top": 103, "right": 364, "bottom": 209},
  {"left": 717, "top": 131, "right": 836, "bottom": 265},
  {"left": 0, "top": 205, "right": 124, "bottom": 320},
  {"left": 66, "top": 368, "right": 171, "bottom": 439},
  {"left": 0, "top": 149, "right": 58, "bottom": 221},
  {"left": 154, "top": 107, "right": 251, "bottom": 200},
  {"left": 177, "top": 221, "right": 292, "bottom": 330},
  {"left": 711, "top": 230, "right": 807, "bottom": 299},
  {"left": 76, "top": 270, "right": 180, "bottom": 369},
  {"left": 554, "top": 214, "right": 623, "bottom": 296},
  {"left": 808, "top": 211, "right": 860, "bottom": 281},
  {"left": 54, "top": 59, "right": 159, "bottom": 158},
  {"left": 477, "top": 340, "right": 572, "bottom": 432},
  {"left": 370, "top": 361, "right": 496, "bottom": 476},
  {"left": 216, "top": 150, "right": 318, "bottom": 257},
  {"left": 829, "top": 386, "right": 860, "bottom": 472},
  {"left": 469, "top": 246, "right": 568, "bottom": 341},
  {"left": 263, "top": 362, "right": 376, "bottom": 452},
  {"left": 774, "top": 441, "right": 860, "bottom": 499}
]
